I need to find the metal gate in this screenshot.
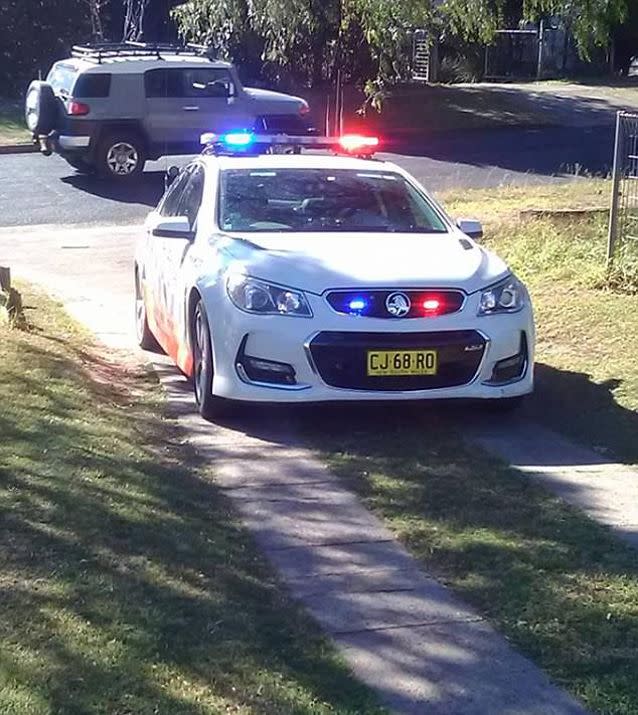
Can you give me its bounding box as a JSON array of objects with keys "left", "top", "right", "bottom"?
[
  {"left": 608, "top": 112, "right": 638, "bottom": 263},
  {"left": 412, "top": 30, "right": 430, "bottom": 82}
]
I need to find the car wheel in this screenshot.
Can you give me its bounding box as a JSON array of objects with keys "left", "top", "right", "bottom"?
[
  {"left": 192, "top": 300, "right": 231, "bottom": 420},
  {"left": 25, "top": 81, "right": 58, "bottom": 135},
  {"left": 135, "top": 270, "right": 159, "bottom": 351},
  {"left": 96, "top": 131, "right": 146, "bottom": 180}
]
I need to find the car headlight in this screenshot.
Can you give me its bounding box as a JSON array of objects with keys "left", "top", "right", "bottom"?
[
  {"left": 227, "top": 274, "right": 312, "bottom": 317},
  {"left": 478, "top": 276, "right": 525, "bottom": 315}
]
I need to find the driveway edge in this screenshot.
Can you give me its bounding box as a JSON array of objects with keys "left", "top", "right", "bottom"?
[{"left": 0, "top": 143, "right": 38, "bottom": 155}]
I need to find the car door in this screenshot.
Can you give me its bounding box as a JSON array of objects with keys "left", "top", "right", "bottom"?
[
  {"left": 156, "top": 164, "right": 206, "bottom": 358},
  {"left": 145, "top": 168, "right": 192, "bottom": 345},
  {"left": 144, "top": 68, "right": 190, "bottom": 150},
  {"left": 180, "top": 67, "right": 254, "bottom": 138},
  {"left": 144, "top": 67, "right": 254, "bottom": 153}
]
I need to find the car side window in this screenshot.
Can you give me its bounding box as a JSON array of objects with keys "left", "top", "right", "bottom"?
[
  {"left": 159, "top": 170, "right": 191, "bottom": 217},
  {"left": 73, "top": 73, "right": 112, "bottom": 98},
  {"left": 177, "top": 166, "right": 205, "bottom": 228},
  {"left": 183, "top": 69, "right": 235, "bottom": 98},
  {"left": 144, "top": 69, "right": 185, "bottom": 98}
]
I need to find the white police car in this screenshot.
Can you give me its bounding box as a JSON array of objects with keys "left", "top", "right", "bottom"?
[{"left": 135, "top": 132, "right": 534, "bottom": 419}]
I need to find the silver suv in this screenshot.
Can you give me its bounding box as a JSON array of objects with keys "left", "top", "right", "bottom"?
[{"left": 25, "top": 42, "right": 314, "bottom": 180}]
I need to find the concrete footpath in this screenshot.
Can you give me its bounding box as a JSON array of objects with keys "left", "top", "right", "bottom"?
[
  {"left": 0, "top": 223, "right": 606, "bottom": 713},
  {"left": 471, "top": 422, "right": 638, "bottom": 550}
]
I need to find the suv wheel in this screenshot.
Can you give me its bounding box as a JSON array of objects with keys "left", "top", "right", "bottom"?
[
  {"left": 96, "top": 131, "right": 146, "bottom": 180},
  {"left": 25, "top": 81, "right": 58, "bottom": 136}
]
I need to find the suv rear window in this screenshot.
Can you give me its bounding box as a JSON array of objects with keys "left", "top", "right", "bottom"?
[{"left": 73, "top": 73, "right": 112, "bottom": 98}]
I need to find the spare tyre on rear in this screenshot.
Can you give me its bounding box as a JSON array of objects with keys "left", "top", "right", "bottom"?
[{"left": 25, "top": 81, "right": 58, "bottom": 135}]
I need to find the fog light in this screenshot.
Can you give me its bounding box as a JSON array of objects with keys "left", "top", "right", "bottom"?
[
  {"left": 487, "top": 333, "right": 528, "bottom": 384},
  {"left": 238, "top": 355, "right": 297, "bottom": 385}
]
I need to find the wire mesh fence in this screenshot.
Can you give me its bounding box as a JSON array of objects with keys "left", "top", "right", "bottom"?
[{"left": 608, "top": 112, "right": 638, "bottom": 264}]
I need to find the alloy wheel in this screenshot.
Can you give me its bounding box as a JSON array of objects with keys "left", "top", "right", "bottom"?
[{"left": 106, "top": 142, "right": 139, "bottom": 176}]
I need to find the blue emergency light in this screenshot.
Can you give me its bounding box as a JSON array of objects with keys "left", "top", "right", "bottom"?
[{"left": 222, "top": 131, "right": 256, "bottom": 147}]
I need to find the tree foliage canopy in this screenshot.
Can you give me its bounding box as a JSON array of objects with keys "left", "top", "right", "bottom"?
[
  {"left": 0, "top": 0, "right": 92, "bottom": 96},
  {"left": 173, "top": 0, "right": 434, "bottom": 86},
  {"left": 440, "top": 0, "right": 628, "bottom": 57},
  {"left": 174, "top": 0, "right": 631, "bottom": 88}
]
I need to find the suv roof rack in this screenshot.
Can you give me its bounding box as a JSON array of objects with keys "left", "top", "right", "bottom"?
[{"left": 71, "top": 41, "right": 215, "bottom": 64}]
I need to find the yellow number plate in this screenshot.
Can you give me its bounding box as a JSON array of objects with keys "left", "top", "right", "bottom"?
[{"left": 367, "top": 350, "right": 438, "bottom": 377}]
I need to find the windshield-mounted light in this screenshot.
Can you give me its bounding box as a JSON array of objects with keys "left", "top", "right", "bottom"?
[
  {"left": 227, "top": 274, "right": 312, "bottom": 317},
  {"left": 478, "top": 276, "right": 525, "bottom": 316}
]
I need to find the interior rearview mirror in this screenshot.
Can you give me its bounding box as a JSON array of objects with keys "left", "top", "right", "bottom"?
[
  {"left": 151, "top": 216, "right": 194, "bottom": 240},
  {"left": 456, "top": 218, "right": 483, "bottom": 240}
]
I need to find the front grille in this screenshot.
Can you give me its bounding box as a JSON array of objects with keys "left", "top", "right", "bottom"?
[
  {"left": 326, "top": 289, "right": 465, "bottom": 319},
  {"left": 308, "top": 330, "right": 486, "bottom": 391}
]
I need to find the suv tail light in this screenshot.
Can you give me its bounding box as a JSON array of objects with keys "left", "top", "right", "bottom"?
[{"left": 68, "top": 101, "right": 90, "bottom": 116}]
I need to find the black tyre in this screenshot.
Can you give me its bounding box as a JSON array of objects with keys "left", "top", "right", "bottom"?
[
  {"left": 96, "top": 131, "right": 146, "bottom": 180},
  {"left": 191, "top": 300, "right": 231, "bottom": 420},
  {"left": 135, "top": 269, "right": 159, "bottom": 351},
  {"left": 25, "top": 81, "right": 59, "bottom": 135}
]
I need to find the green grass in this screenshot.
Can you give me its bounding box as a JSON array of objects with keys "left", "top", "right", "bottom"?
[
  {"left": 297, "top": 179, "right": 638, "bottom": 714},
  {"left": 298, "top": 406, "right": 638, "bottom": 715},
  {"left": 0, "top": 288, "right": 384, "bottom": 715},
  {"left": 444, "top": 181, "right": 638, "bottom": 462},
  {"left": 0, "top": 99, "right": 29, "bottom": 145}
]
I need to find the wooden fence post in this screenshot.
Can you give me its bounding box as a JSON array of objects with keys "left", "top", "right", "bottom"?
[{"left": 0, "top": 266, "right": 10, "bottom": 293}]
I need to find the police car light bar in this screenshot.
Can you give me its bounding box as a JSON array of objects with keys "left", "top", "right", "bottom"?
[{"left": 200, "top": 132, "right": 380, "bottom": 156}]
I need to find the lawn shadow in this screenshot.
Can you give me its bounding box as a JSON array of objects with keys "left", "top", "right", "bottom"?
[
  {"left": 187, "top": 359, "right": 638, "bottom": 710},
  {"left": 527, "top": 361, "right": 638, "bottom": 465},
  {"left": 0, "top": 333, "right": 382, "bottom": 714}
]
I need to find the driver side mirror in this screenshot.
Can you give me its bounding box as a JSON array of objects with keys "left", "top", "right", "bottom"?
[
  {"left": 456, "top": 218, "right": 483, "bottom": 240},
  {"left": 166, "top": 165, "right": 180, "bottom": 185},
  {"left": 151, "top": 216, "right": 194, "bottom": 240}
]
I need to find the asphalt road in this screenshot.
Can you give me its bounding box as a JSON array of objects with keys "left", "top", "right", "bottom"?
[{"left": 0, "top": 124, "right": 614, "bottom": 229}]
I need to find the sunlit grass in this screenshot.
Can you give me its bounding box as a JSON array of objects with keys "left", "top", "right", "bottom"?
[
  {"left": 0, "top": 288, "right": 384, "bottom": 715},
  {"left": 303, "top": 178, "right": 638, "bottom": 713},
  {"left": 0, "top": 100, "right": 29, "bottom": 145},
  {"left": 300, "top": 402, "right": 638, "bottom": 715},
  {"left": 444, "top": 180, "right": 638, "bottom": 460}
]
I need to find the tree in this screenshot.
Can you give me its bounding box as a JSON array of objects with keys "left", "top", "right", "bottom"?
[
  {"left": 440, "top": 0, "right": 629, "bottom": 59},
  {"left": 525, "top": 0, "right": 627, "bottom": 59},
  {"left": 122, "top": 0, "right": 150, "bottom": 40},
  {"left": 0, "top": 0, "right": 92, "bottom": 96},
  {"left": 173, "top": 0, "right": 434, "bottom": 90},
  {"left": 85, "top": 0, "right": 105, "bottom": 39}
]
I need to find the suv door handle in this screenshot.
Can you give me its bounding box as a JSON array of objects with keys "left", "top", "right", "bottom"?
[{"left": 182, "top": 106, "right": 200, "bottom": 111}]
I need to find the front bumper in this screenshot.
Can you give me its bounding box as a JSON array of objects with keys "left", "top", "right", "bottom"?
[{"left": 208, "top": 289, "right": 535, "bottom": 403}]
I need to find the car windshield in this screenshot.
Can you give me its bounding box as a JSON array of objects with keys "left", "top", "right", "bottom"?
[{"left": 218, "top": 168, "right": 449, "bottom": 233}]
